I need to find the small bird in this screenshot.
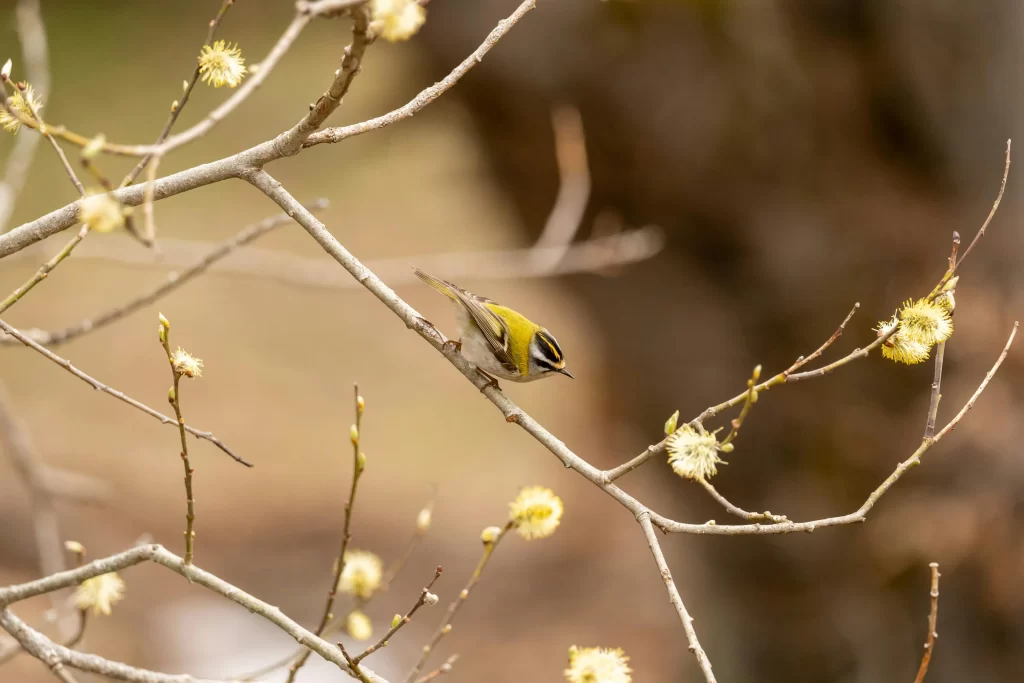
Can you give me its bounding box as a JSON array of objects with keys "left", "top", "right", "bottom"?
[{"left": 413, "top": 268, "right": 574, "bottom": 388}]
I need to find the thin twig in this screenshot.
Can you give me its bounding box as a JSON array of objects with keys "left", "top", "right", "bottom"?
[
  {"left": 0, "top": 318, "right": 251, "bottom": 467},
  {"left": 697, "top": 479, "right": 788, "bottom": 524},
  {"left": 286, "top": 384, "right": 367, "bottom": 683},
  {"left": 140, "top": 155, "right": 160, "bottom": 245},
  {"left": 304, "top": 0, "right": 538, "bottom": 148},
  {"left": 957, "top": 139, "right": 1010, "bottom": 268},
  {"left": 405, "top": 521, "right": 513, "bottom": 683},
  {"left": 0, "top": 224, "right": 89, "bottom": 316},
  {"left": 912, "top": 563, "right": 941, "bottom": 683},
  {"left": 602, "top": 302, "right": 860, "bottom": 483},
  {"left": 352, "top": 567, "right": 443, "bottom": 664},
  {"left": 159, "top": 318, "right": 197, "bottom": 564},
  {"left": 639, "top": 514, "right": 716, "bottom": 683},
  {"left": 0, "top": 82, "right": 86, "bottom": 198},
  {"left": 414, "top": 654, "right": 458, "bottom": 683}
]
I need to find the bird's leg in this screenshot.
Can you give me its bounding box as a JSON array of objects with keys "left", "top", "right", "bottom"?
[
  {"left": 442, "top": 338, "right": 463, "bottom": 353},
  {"left": 475, "top": 367, "right": 501, "bottom": 393}
]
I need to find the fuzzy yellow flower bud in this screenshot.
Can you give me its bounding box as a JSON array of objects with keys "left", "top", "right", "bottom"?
[
  {"left": 509, "top": 486, "right": 564, "bottom": 540},
  {"left": 564, "top": 645, "right": 632, "bottom": 683},
  {"left": 666, "top": 423, "right": 726, "bottom": 481},
  {"left": 357, "top": 395, "right": 365, "bottom": 415},
  {"left": 82, "top": 134, "right": 106, "bottom": 160},
  {"left": 0, "top": 82, "right": 41, "bottom": 133},
  {"left": 480, "top": 526, "right": 502, "bottom": 544},
  {"left": 64, "top": 540, "right": 85, "bottom": 555},
  {"left": 74, "top": 572, "right": 125, "bottom": 616},
  {"left": 371, "top": 0, "right": 426, "bottom": 42},
  {"left": 346, "top": 610, "right": 373, "bottom": 641},
  {"left": 198, "top": 40, "right": 247, "bottom": 88},
  {"left": 416, "top": 507, "right": 432, "bottom": 532},
  {"left": 1, "top": 59, "right": 11, "bottom": 80},
  {"left": 171, "top": 347, "right": 203, "bottom": 378},
  {"left": 356, "top": 452, "right": 367, "bottom": 471},
  {"left": 338, "top": 549, "right": 383, "bottom": 598},
  {"left": 423, "top": 591, "right": 439, "bottom": 606},
  {"left": 350, "top": 424, "right": 359, "bottom": 445},
  {"left": 78, "top": 191, "right": 124, "bottom": 233},
  {"left": 391, "top": 613, "right": 403, "bottom": 629},
  {"left": 159, "top": 313, "right": 170, "bottom": 329}
]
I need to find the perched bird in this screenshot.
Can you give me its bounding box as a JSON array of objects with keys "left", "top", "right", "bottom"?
[{"left": 413, "top": 268, "right": 573, "bottom": 387}]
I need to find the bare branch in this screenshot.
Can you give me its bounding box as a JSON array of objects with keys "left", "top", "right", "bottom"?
[
  {"left": 13, "top": 225, "right": 660, "bottom": 298},
  {"left": 697, "top": 479, "right": 788, "bottom": 524},
  {"left": 639, "top": 514, "right": 716, "bottom": 683},
  {"left": 957, "top": 139, "right": 1010, "bottom": 268},
  {"left": 1, "top": 608, "right": 227, "bottom": 682},
  {"left": 529, "top": 105, "right": 590, "bottom": 269},
  {"left": 0, "top": 318, "right": 251, "bottom": 467},
  {"left": 0, "top": 544, "right": 389, "bottom": 682},
  {"left": 304, "top": 0, "right": 538, "bottom": 148},
  {"left": 352, "top": 566, "right": 443, "bottom": 664},
  {"left": 913, "top": 563, "right": 941, "bottom": 683}
]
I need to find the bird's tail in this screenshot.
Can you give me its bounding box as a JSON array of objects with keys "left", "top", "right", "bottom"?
[{"left": 411, "top": 267, "right": 458, "bottom": 301}]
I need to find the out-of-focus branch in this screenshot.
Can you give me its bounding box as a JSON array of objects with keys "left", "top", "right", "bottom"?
[
  {"left": 413, "top": 655, "right": 458, "bottom": 683},
  {"left": 529, "top": 105, "right": 590, "bottom": 269},
  {"left": 0, "top": 0, "right": 50, "bottom": 233},
  {"left": 639, "top": 514, "right": 716, "bottom": 683},
  {"left": 0, "top": 203, "right": 328, "bottom": 347},
  {"left": 10, "top": 225, "right": 661, "bottom": 296},
  {"left": 0, "top": 318, "right": 251, "bottom": 467},
  {"left": 913, "top": 563, "right": 941, "bottom": 683},
  {"left": 0, "top": 544, "right": 389, "bottom": 682}
]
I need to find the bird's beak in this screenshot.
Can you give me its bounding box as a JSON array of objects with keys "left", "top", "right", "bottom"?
[{"left": 559, "top": 368, "right": 575, "bottom": 379}]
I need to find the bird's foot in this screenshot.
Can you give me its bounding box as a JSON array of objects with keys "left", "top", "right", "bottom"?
[{"left": 475, "top": 367, "right": 501, "bottom": 393}]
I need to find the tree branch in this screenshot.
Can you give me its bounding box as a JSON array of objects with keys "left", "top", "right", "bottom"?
[
  {"left": 912, "top": 563, "right": 941, "bottom": 683},
  {"left": 0, "top": 544, "right": 389, "bottom": 682},
  {"left": 639, "top": 514, "right": 716, "bottom": 683}
]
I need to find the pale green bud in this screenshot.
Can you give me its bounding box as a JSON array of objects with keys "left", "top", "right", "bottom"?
[{"left": 664, "top": 410, "right": 679, "bottom": 435}]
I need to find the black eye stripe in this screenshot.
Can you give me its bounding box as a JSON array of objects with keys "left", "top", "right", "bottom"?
[{"left": 535, "top": 332, "right": 563, "bottom": 362}]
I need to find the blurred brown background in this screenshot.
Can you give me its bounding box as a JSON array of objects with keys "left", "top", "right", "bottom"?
[{"left": 1, "top": 1, "right": 1022, "bottom": 681}]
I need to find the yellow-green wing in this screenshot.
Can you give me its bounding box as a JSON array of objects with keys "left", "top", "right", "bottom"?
[{"left": 413, "top": 268, "right": 516, "bottom": 372}]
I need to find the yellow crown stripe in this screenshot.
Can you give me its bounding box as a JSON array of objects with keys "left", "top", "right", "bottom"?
[{"left": 538, "top": 332, "right": 561, "bottom": 361}]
